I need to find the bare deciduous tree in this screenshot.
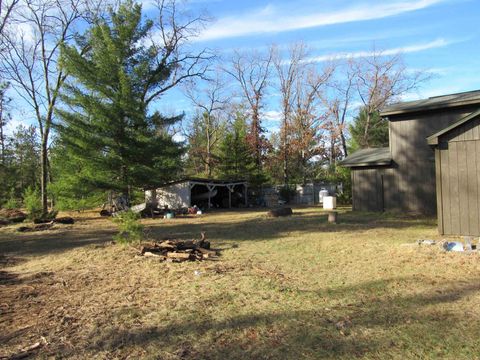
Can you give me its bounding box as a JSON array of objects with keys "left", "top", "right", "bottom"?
[
  {"left": 144, "top": 0, "right": 213, "bottom": 105},
  {"left": 0, "top": 0, "right": 19, "bottom": 38},
  {"left": 226, "top": 48, "right": 273, "bottom": 170},
  {"left": 322, "top": 59, "right": 356, "bottom": 159},
  {"left": 0, "top": 0, "right": 90, "bottom": 213},
  {"left": 292, "top": 63, "right": 334, "bottom": 183},
  {"left": 353, "top": 50, "right": 428, "bottom": 147},
  {"left": 0, "top": 0, "right": 212, "bottom": 213},
  {"left": 184, "top": 73, "right": 229, "bottom": 177},
  {"left": 273, "top": 42, "right": 306, "bottom": 186},
  {"left": 0, "top": 82, "right": 12, "bottom": 163}
]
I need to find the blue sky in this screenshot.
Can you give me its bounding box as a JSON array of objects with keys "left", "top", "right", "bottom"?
[
  {"left": 6, "top": 0, "right": 480, "bottom": 136},
  {"left": 153, "top": 0, "right": 480, "bottom": 128}
]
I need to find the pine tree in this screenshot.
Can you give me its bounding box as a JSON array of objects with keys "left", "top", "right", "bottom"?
[
  {"left": 56, "top": 1, "right": 184, "bottom": 202},
  {"left": 217, "top": 112, "right": 258, "bottom": 181},
  {"left": 349, "top": 108, "right": 388, "bottom": 150},
  {"left": 48, "top": 140, "right": 106, "bottom": 211}
]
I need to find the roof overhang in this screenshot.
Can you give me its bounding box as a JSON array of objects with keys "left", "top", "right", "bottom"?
[
  {"left": 156, "top": 178, "right": 248, "bottom": 188},
  {"left": 427, "top": 108, "right": 480, "bottom": 146},
  {"left": 339, "top": 147, "right": 392, "bottom": 168},
  {"left": 381, "top": 90, "right": 480, "bottom": 118}
]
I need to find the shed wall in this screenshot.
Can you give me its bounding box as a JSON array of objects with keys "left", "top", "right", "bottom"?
[
  {"left": 352, "top": 168, "right": 384, "bottom": 212},
  {"left": 351, "top": 106, "right": 477, "bottom": 214},
  {"left": 156, "top": 182, "right": 191, "bottom": 208},
  {"left": 436, "top": 117, "right": 480, "bottom": 235}
]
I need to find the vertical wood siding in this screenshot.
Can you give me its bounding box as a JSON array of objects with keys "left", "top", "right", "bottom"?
[
  {"left": 436, "top": 114, "right": 480, "bottom": 235},
  {"left": 352, "top": 168, "right": 384, "bottom": 212},
  {"left": 352, "top": 105, "right": 478, "bottom": 214}
]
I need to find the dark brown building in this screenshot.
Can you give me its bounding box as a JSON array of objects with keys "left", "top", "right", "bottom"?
[
  {"left": 341, "top": 90, "right": 480, "bottom": 215},
  {"left": 428, "top": 108, "right": 480, "bottom": 235}
]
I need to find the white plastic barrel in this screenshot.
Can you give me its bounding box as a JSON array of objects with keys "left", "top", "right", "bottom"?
[
  {"left": 319, "top": 189, "right": 329, "bottom": 203},
  {"left": 323, "top": 196, "right": 336, "bottom": 210}
]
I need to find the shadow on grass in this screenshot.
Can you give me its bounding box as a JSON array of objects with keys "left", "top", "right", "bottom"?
[
  {"left": 0, "top": 228, "right": 116, "bottom": 256},
  {"left": 0, "top": 210, "right": 436, "bottom": 257},
  {"left": 83, "top": 277, "right": 480, "bottom": 359},
  {"left": 146, "top": 210, "right": 436, "bottom": 243}
]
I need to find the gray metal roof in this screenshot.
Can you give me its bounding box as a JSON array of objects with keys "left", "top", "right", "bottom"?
[
  {"left": 340, "top": 147, "right": 392, "bottom": 168},
  {"left": 381, "top": 90, "right": 480, "bottom": 117},
  {"left": 427, "top": 108, "right": 480, "bottom": 145},
  {"left": 157, "top": 177, "right": 247, "bottom": 188}
]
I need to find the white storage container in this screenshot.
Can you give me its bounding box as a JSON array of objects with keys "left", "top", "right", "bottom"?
[
  {"left": 319, "top": 189, "right": 329, "bottom": 203},
  {"left": 323, "top": 196, "right": 336, "bottom": 210}
]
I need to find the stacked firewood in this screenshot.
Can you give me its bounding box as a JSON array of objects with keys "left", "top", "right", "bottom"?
[{"left": 139, "top": 232, "right": 218, "bottom": 262}]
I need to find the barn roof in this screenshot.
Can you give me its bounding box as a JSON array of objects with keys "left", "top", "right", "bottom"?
[
  {"left": 340, "top": 147, "right": 392, "bottom": 168},
  {"left": 157, "top": 177, "right": 247, "bottom": 188},
  {"left": 381, "top": 90, "right": 480, "bottom": 117},
  {"left": 427, "top": 108, "right": 480, "bottom": 145}
]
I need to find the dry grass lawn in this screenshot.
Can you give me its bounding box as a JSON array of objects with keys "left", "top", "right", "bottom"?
[{"left": 1, "top": 207, "right": 479, "bottom": 359}]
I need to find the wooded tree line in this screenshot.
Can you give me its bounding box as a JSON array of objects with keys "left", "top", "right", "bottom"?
[
  {"left": 0, "top": 0, "right": 427, "bottom": 212},
  {"left": 183, "top": 45, "right": 426, "bottom": 186}
]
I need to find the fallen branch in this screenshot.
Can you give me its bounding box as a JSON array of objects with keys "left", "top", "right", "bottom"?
[{"left": 1, "top": 337, "right": 47, "bottom": 360}]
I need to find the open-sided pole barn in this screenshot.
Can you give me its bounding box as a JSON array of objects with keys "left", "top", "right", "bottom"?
[{"left": 145, "top": 178, "right": 248, "bottom": 210}]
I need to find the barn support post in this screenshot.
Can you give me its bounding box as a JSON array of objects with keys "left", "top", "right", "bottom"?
[
  {"left": 227, "top": 185, "right": 235, "bottom": 208},
  {"left": 228, "top": 185, "right": 232, "bottom": 208},
  {"left": 207, "top": 184, "right": 215, "bottom": 208},
  {"left": 244, "top": 183, "right": 248, "bottom": 207}
]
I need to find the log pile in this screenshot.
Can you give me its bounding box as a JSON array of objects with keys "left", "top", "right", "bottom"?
[
  {"left": 139, "top": 232, "right": 218, "bottom": 262},
  {"left": 267, "top": 207, "right": 293, "bottom": 217},
  {"left": 17, "top": 223, "right": 54, "bottom": 232},
  {"left": 16, "top": 217, "right": 75, "bottom": 232},
  {"left": 0, "top": 209, "right": 26, "bottom": 224}
]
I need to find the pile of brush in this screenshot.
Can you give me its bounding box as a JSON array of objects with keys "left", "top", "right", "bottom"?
[{"left": 138, "top": 232, "right": 218, "bottom": 262}]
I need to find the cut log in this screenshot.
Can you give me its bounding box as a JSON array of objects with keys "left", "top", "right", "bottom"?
[
  {"left": 328, "top": 211, "right": 338, "bottom": 224},
  {"left": 99, "top": 209, "right": 111, "bottom": 217},
  {"left": 144, "top": 252, "right": 164, "bottom": 258},
  {"left": 55, "top": 217, "right": 75, "bottom": 225},
  {"left": 197, "top": 248, "right": 218, "bottom": 256},
  {"left": 167, "top": 252, "right": 192, "bottom": 260},
  {"left": 157, "top": 241, "right": 176, "bottom": 250},
  {"left": 0, "top": 209, "right": 26, "bottom": 223},
  {"left": 136, "top": 232, "right": 216, "bottom": 262},
  {"left": 267, "top": 207, "right": 293, "bottom": 217},
  {"left": 17, "top": 223, "right": 54, "bottom": 233}
]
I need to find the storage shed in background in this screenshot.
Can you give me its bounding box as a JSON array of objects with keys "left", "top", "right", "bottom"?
[
  {"left": 341, "top": 90, "right": 480, "bottom": 215},
  {"left": 428, "top": 109, "right": 480, "bottom": 236},
  {"left": 146, "top": 178, "right": 248, "bottom": 210},
  {"left": 340, "top": 147, "right": 392, "bottom": 212}
]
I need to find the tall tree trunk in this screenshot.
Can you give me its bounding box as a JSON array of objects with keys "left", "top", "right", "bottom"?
[
  {"left": 40, "top": 138, "right": 48, "bottom": 214},
  {"left": 0, "top": 118, "right": 4, "bottom": 165},
  {"left": 363, "top": 111, "right": 371, "bottom": 148},
  {"left": 251, "top": 107, "right": 261, "bottom": 168},
  {"left": 283, "top": 119, "right": 288, "bottom": 187},
  {"left": 329, "top": 130, "right": 335, "bottom": 167},
  {"left": 282, "top": 99, "right": 288, "bottom": 187},
  {"left": 340, "top": 131, "right": 348, "bottom": 158}
]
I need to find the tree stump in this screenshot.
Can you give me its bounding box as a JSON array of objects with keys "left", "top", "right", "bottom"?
[
  {"left": 267, "top": 207, "right": 293, "bottom": 217},
  {"left": 328, "top": 211, "right": 338, "bottom": 224}
]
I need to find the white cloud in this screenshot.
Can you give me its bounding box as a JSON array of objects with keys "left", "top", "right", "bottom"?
[
  {"left": 308, "top": 38, "right": 452, "bottom": 62},
  {"left": 263, "top": 110, "right": 282, "bottom": 122},
  {"left": 4, "top": 118, "right": 27, "bottom": 135},
  {"left": 198, "top": 0, "right": 446, "bottom": 41},
  {"left": 173, "top": 133, "right": 186, "bottom": 143}
]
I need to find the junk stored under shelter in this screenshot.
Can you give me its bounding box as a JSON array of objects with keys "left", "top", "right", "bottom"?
[
  {"left": 145, "top": 178, "right": 248, "bottom": 209},
  {"left": 341, "top": 90, "right": 480, "bottom": 215}
]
